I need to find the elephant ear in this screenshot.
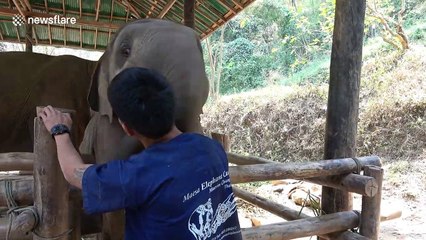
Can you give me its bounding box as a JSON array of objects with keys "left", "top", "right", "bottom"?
[{"left": 88, "top": 53, "right": 114, "bottom": 122}]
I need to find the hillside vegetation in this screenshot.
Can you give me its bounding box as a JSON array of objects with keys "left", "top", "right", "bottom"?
[{"left": 201, "top": 43, "right": 426, "bottom": 163}]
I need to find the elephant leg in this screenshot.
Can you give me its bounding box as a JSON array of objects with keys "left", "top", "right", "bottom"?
[{"left": 94, "top": 115, "right": 127, "bottom": 240}]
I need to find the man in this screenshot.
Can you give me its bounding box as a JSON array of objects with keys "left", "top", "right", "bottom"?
[{"left": 39, "top": 67, "right": 242, "bottom": 240}]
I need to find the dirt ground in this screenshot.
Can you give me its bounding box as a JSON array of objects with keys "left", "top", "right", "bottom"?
[{"left": 236, "top": 155, "right": 426, "bottom": 240}]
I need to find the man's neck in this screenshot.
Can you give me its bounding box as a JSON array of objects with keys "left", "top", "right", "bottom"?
[{"left": 139, "top": 126, "right": 182, "bottom": 148}]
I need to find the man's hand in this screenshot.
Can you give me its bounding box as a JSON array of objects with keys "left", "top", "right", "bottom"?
[{"left": 39, "top": 105, "right": 72, "bottom": 132}]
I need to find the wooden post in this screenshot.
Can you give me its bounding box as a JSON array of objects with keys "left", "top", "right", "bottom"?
[
  {"left": 33, "top": 107, "right": 78, "bottom": 240},
  {"left": 184, "top": 0, "right": 195, "bottom": 29},
  {"left": 211, "top": 132, "right": 231, "bottom": 152},
  {"left": 321, "top": 0, "right": 367, "bottom": 223},
  {"left": 360, "top": 166, "right": 383, "bottom": 239},
  {"left": 25, "top": 19, "right": 32, "bottom": 52}
]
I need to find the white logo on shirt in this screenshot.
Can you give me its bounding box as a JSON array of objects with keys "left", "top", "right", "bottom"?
[{"left": 188, "top": 193, "right": 237, "bottom": 240}]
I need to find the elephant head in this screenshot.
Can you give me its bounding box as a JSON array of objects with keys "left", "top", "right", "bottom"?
[{"left": 88, "top": 19, "right": 209, "bottom": 133}]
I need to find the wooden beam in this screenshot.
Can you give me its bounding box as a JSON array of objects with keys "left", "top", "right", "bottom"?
[
  {"left": 360, "top": 166, "right": 383, "bottom": 239},
  {"left": 23, "top": 5, "right": 129, "bottom": 21},
  {"left": 308, "top": 174, "right": 378, "bottom": 197},
  {"left": 94, "top": 28, "right": 98, "bottom": 49},
  {"left": 62, "top": 0, "right": 65, "bottom": 15},
  {"left": 110, "top": 0, "right": 115, "bottom": 22},
  {"left": 80, "top": 26, "right": 82, "bottom": 47},
  {"left": 0, "top": 26, "right": 3, "bottom": 40},
  {"left": 95, "top": 0, "right": 101, "bottom": 21},
  {"left": 216, "top": 0, "right": 236, "bottom": 14},
  {"left": 321, "top": 0, "right": 367, "bottom": 223},
  {"left": 229, "top": 156, "right": 380, "bottom": 184},
  {"left": 14, "top": 25, "right": 20, "bottom": 42},
  {"left": 25, "top": 21, "right": 33, "bottom": 51},
  {"left": 158, "top": 0, "right": 177, "bottom": 18},
  {"left": 184, "top": 0, "right": 195, "bottom": 29},
  {"left": 63, "top": 24, "right": 66, "bottom": 46},
  {"left": 108, "top": 29, "right": 111, "bottom": 43},
  {"left": 0, "top": 176, "right": 33, "bottom": 206},
  {"left": 21, "top": 0, "right": 31, "bottom": 11},
  {"left": 234, "top": 187, "right": 368, "bottom": 240},
  {"left": 127, "top": 1, "right": 144, "bottom": 18},
  {"left": 12, "top": 0, "right": 25, "bottom": 17},
  {"left": 241, "top": 211, "right": 360, "bottom": 240},
  {"left": 230, "top": 0, "right": 243, "bottom": 9},
  {"left": 48, "top": 23, "right": 52, "bottom": 44},
  {"left": 147, "top": 0, "right": 158, "bottom": 17},
  {"left": 32, "top": 25, "right": 39, "bottom": 44},
  {"left": 44, "top": 0, "right": 48, "bottom": 13},
  {"left": 79, "top": 0, "right": 82, "bottom": 17},
  {"left": 227, "top": 152, "right": 276, "bottom": 165}
]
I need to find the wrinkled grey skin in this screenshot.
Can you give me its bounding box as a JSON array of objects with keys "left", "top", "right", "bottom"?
[
  {"left": 0, "top": 52, "right": 95, "bottom": 153},
  {"left": 80, "top": 19, "right": 209, "bottom": 239}
]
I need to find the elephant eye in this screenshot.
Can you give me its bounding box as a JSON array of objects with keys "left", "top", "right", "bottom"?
[{"left": 120, "top": 43, "right": 131, "bottom": 58}]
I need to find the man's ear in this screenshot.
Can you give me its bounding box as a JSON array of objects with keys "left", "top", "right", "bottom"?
[{"left": 119, "top": 119, "right": 135, "bottom": 137}]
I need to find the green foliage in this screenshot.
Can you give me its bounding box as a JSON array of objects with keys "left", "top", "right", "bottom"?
[{"left": 203, "top": 0, "right": 424, "bottom": 96}]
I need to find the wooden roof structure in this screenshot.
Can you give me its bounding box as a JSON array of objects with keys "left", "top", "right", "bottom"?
[{"left": 0, "top": 0, "right": 255, "bottom": 50}]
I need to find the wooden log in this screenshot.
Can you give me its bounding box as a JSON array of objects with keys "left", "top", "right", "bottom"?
[
  {"left": 0, "top": 176, "right": 33, "bottom": 206},
  {"left": 10, "top": 208, "right": 37, "bottom": 237},
  {"left": 0, "top": 153, "right": 95, "bottom": 172},
  {"left": 324, "top": 231, "right": 370, "bottom": 240},
  {"left": 229, "top": 156, "right": 380, "bottom": 184},
  {"left": 307, "top": 174, "right": 378, "bottom": 197},
  {"left": 0, "top": 216, "right": 32, "bottom": 240},
  {"left": 321, "top": 0, "right": 367, "bottom": 224},
  {"left": 25, "top": 20, "right": 32, "bottom": 52},
  {"left": 233, "top": 187, "right": 310, "bottom": 220},
  {"left": 33, "top": 107, "right": 76, "bottom": 240},
  {"left": 233, "top": 187, "right": 367, "bottom": 240},
  {"left": 360, "top": 166, "right": 383, "bottom": 240},
  {"left": 241, "top": 211, "right": 360, "bottom": 240},
  {"left": 183, "top": 0, "right": 195, "bottom": 29},
  {"left": 211, "top": 132, "right": 231, "bottom": 152},
  {"left": 227, "top": 152, "right": 276, "bottom": 165},
  {"left": 0, "top": 153, "right": 34, "bottom": 171}
]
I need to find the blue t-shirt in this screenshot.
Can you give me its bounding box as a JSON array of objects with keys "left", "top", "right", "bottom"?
[{"left": 82, "top": 133, "right": 242, "bottom": 240}]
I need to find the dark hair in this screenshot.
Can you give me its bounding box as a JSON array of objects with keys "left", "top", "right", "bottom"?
[{"left": 107, "top": 67, "right": 175, "bottom": 139}]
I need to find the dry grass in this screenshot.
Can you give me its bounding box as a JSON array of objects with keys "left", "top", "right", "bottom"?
[{"left": 201, "top": 44, "right": 426, "bottom": 163}]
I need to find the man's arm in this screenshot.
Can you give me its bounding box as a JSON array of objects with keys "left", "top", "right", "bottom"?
[
  {"left": 54, "top": 134, "right": 92, "bottom": 189},
  {"left": 39, "top": 105, "right": 92, "bottom": 189}
]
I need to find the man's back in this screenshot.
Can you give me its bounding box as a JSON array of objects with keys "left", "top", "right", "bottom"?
[{"left": 82, "top": 133, "right": 242, "bottom": 240}]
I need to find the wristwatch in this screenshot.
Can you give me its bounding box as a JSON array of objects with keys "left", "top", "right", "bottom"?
[{"left": 50, "top": 124, "right": 70, "bottom": 138}]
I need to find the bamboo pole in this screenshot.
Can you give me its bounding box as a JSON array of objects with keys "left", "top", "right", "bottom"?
[
  {"left": 360, "top": 166, "right": 383, "bottom": 239},
  {"left": 229, "top": 156, "right": 380, "bottom": 184},
  {"left": 33, "top": 107, "right": 76, "bottom": 240},
  {"left": 241, "top": 211, "right": 360, "bottom": 240}
]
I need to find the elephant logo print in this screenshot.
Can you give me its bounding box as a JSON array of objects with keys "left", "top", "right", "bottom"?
[{"left": 188, "top": 194, "right": 238, "bottom": 240}]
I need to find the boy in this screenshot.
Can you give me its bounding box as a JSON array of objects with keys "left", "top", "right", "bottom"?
[{"left": 39, "top": 67, "right": 242, "bottom": 240}]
